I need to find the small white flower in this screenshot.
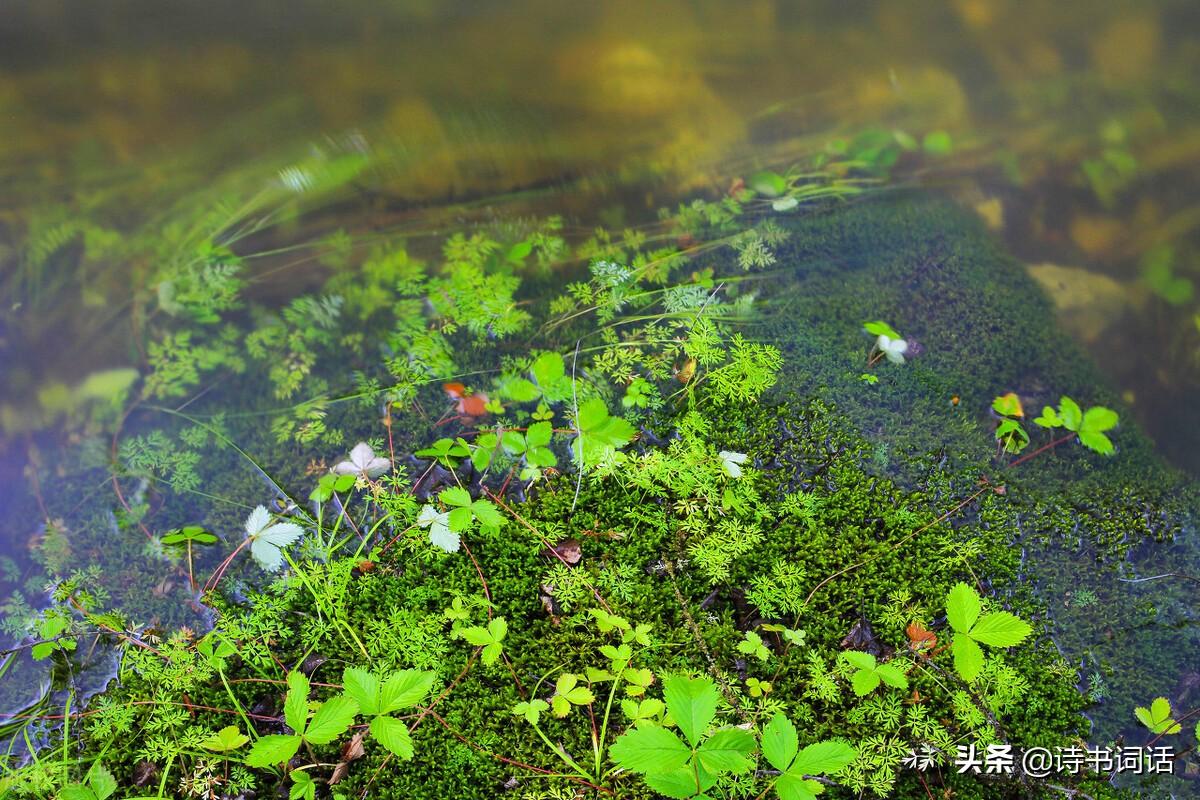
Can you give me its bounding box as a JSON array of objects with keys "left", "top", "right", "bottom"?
[
  {"left": 332, "top": 442, "right": 391, "bottom": 479},
  {"left": 876, "top": 334, "right": 909, "bottom": 365},
  {"left": 772, "top": 197, "right": 799, "bottom": 212},
  {"left": 718, "top": 450, "right": 749, "bottom": 478},
  {"left": 417, "top": 504, "right": 459, "bottom": 553}
]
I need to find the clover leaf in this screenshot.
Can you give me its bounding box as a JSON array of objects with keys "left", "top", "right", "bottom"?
[
  {"left": 341, "top": 667, "right": 435, "bottom": 760},
  {"left": 1135, "top": 697, "right": 1182, "bottom": 735},
  {"left": 245, "top": 670, "right": 360, "bottom": 767},
  {"left": 457, "top": 616, "right": 507, "bottom": 665}
]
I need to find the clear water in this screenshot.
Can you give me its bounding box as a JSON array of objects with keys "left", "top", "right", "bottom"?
[{"left": 2, "top": 0, "right": 1199, "bottom": 771}]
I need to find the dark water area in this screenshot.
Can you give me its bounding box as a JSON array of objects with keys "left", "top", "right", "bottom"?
[{"left": 2, "top": 1, "right": 1200, "bottom": 794}]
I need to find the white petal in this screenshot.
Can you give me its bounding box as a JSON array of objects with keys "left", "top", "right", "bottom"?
[
  {"left": 250, "top": 537, "right": 285, "bottom": 571},
  {"left": 244, "top": 505, "right": 271, "bottom": 538},
  {"left": 362, "top": 456, "right": 391, "bottom": 478},
  {"left": 259, "top": 521, "right": 303, "bottom": 547},
  {"left": 429, "top": 515, "right": 460, "bottom": 553},
  {"left": 331, "top": 460, "right": 359, "bottom": 476},
  {"left": 349, "top": 442, "right": 375, "bottom": 469},
  {"left": 885, "top": 349, "right": 906, "bottom": 364},
  {"left": 417, "top": 505, "right": 440, "bottom": 528}
]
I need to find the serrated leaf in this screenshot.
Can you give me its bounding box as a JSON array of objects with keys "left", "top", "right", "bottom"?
[
  {"left": 761, "top": 713, "right": 799, "bottom": 772},
  {"left": 789, "top": 739, "right": 857, "bottom": 776},
  {"left": 952, "top": 635, "right": 985, "bottom": 682},
  {"left": 514, "top": 698, "right": 549, "bottom": 724},
  {"left": 644, "top": 766, "right": 701, "bottom": 799},
  {"left": 873, "top": 662, "right": 907, "bottom": 690},
  {"left": 370, "top": 715, "right": 415, "bottom": 760},
  {"left": 284, "top": 670, "right": 310, "bottom": 734},
  {"left": 662, "top": 675, "right": 719, "bottom": 749},
  {"left": 482, "top": 641, "right": 503, "bottom": 665},
  {"left": 850, "top": 669, "right": 880, "bottom": 696},
  {"left": 289, "top": 771, "right": 315, "bottom": 800},
  {"left": 245, "top": 734, "right": 302, "bottom": 767},
  {"left": 946, "top": 583, "right": 981, "bottom": 633},
  {"left": 379, "top": 670, "right": 436, "bottom": 714},
  {"left": 439, "top": 486, "right": 472, "bottom": 507},
  {"left": 58, "top": 787, "right": 96, "bottom": 800},
  {"left": 968, "top": 612, "right": 1032, "bottom": 648},
  {"left": 304, "top": 695, "right": 359, "bottom": 745},
  {"left": 525, "top": 421, "right": 553, "bottom": 448},
  {"left": 696, "top": 728, "right": 755, "bottom": 774},
  {"left": 1059, "top": 396, "right": 1082, "bottom": 430},
  {"left": 875, "top": 663, "right": 909, "bottom": 690},
  {"left": 86, "top": 764, "right": 116, "bottom": 800},
  {"left": 775, "top": 773, "right": 824, "bottom": 800},
  {"left": 609, "top": 725, "right": 690, "bottom": 773},
  {"left": 1135, "top": 697, "right": 1181, "bottom": 734},
  {"left": 471, "top": 499, "right": 503, "bottom": 530},
  {"left": 342, "top": 667, "right": 381, "bottom": 716},
  {"left": 200, "top": 724, "right": 251, "bottom": 752},
  {"left": 1078, "top": 428, "right": 1115, "bottom": 455},
  {"left": 840, "top": 651, "right": 875, "bottom": 670}
]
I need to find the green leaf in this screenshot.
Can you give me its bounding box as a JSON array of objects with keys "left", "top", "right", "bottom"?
[
  {"left": 952, "top": 635, "right": 985, "bottom": 682},
  {"left": 849, "top": 669, "right": 881, "bottom": 696},
  {"left": 839, "top": 651, "right": 875, "bottom": 671},
  {"left": 502, "top": 377, "right": 541, "bottom": 402},
  {"left": 696, "top": 728, "right": 755, "bottom": 774},
  {"left": 862, "top": 320, "right": 900, "bottom": 339},
  {"left": 644, "top": 766, "right": 702, "bottom": 799},
  {"left": 513, "top": 698, "right": 549, "bottom": 724},
  {"left": 370, "top": 715, "right": 416, "bottom": 759},
  {"left": 86, "top": 764, "right": 117, "bottom": 800},
  {"left": 200, "top": 724, "right": 251, "bottom": 752},
  {"left": 1081, "top": 404, "right": 1117, "bottom": 433},
  {"left": 1078, "top": 428, "right": 1115, "bottom": 455},
  {"left": 531, "top": 352, "right": 565, "bottom": 386},
  {"left": 761, "top": 713, "right": 799, "bottom": 772},
  {"left": 1135, "top": 697, "right": 1182, "bottom": 735},
  {"left": 788, "top": 739, "right": 857, "bottom": 775},
  {"left": 946, "top": 583, "right": 981, "bottom": 633},
  {"left": 284, "top": 670, "right": 310, "bottom": 734},
  {"left": 440, "top": 486, "right": 472, "bottom": 507},
  {"left": 58, "top": 787, "right": 97, "bottom": 800},
  {"left": 1059, "top": 396, "right": 1083, "bottom": 431},
  {"left": 470, "top": 499, "right": 503, "bottom": 530},
  {"left": 968, "top": 612, "right": 1032, "bottom": 648},
  {"left": 572, "top": 398, "right": 636, "bottom": 465},
  {"left": 609, "top": 725, "right": 691, "bottom": 773},
  {"left": 244, "top": 734, "right": 302, "bottom": 767},
  {"left": 748, "top": 170, "right": 788, "bottom": 197},
  {"left": 379, "top": 670, "right": 436, "bottom": 714},
  {"left": 289, "top": 771, "right": 315, "bottom": 800},
  {"left": 525, "top": 421, "right": 553, "bottom": 448},
  {"left": 662, "top": 675, "right": 720, "bottom": 749},
  {"left": 304, "top": 695, "right": 359, "bottom": 745},
  {"left": 342, "top": 667, "right": 381, "bottom": 716},
  {"left": 774, "top": 773, "right": 824, "bottom": 800},
  {"left": 874, "top": 663, "right": 909, "bottom": 690}
]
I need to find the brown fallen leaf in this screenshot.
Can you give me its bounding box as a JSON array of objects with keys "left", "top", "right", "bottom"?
[
  {"left": 330, "top": 731, "right": 366, "bottom": 784},
  {"left": 541, "top": 538, "right": 582, "bottom": 566},
  {"left": 906, "top": 621, "right": 937, "bottom": 653}
]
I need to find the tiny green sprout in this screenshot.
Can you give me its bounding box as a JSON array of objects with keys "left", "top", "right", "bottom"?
[
  {"left": 839, "top": 651, "right": 909, "bottom": 695},
  {"left": 736, "top": 630, "right": 771, "bottom": 662},
  {"left": 621, "top": 697, "right": 666, "bottom": 727},
  {"left": 161, "top": 525, "right": 217, "bottom": 590},
  {"left": 199, "top": 725, "right": 250, "bottom": 752},
  {"left": 31, "top": 611, "right": 76, "bottom": 661},
  {"left": 513, "top": 698, "right": 550, "bottom": 724},
  {"left": 415, "top": 437, "right": 471, "bottom": 468},
  {"left": 591, "top": 607, "right": 632, "bottom": 634},
  {"left": 992, "top": 393, "right": 1030, "bottom": 454},
  {"left": 945, "top": 582, "right": 1032, "bottom": 682},
  {"left": 623, "top": 667, "right": 654, "bottom": 697},
  {"left": 863, "top": 321, "right": 908, "bottom": 365},
  {"left": 309, "top": 473, "right": 356, "bottom": 503},
  {"left": 622, "top": 377, "right": 655, "bottom": 409},
  {"left": 1135, "top": 697, "right": 1182, "bottom": 735},
  {"left": 456, "top": 616, "right": 507, "bottom": 665},
  {"left": 761, "top": 624, "right": 806, "bottom": 647},
  {"left": 551, "top": 673, "right": 596, "bottom": 717},
  {"left": 1032, "top": 396, "right": 1120, "bottom": 455},
  {"left": 745, "top": 677, "right": 772, "bottom": 698},
  {"left": 859, "top": 373, "right": 879, "bottom": 385}
]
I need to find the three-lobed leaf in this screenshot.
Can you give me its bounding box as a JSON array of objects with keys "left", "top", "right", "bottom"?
[{"left": 662, "top": 675, "right": 719, "bottom": 749}]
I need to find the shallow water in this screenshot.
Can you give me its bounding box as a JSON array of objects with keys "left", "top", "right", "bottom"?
[{"left": 1, "top": 0, "right": 1199, "bottom": 781}]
